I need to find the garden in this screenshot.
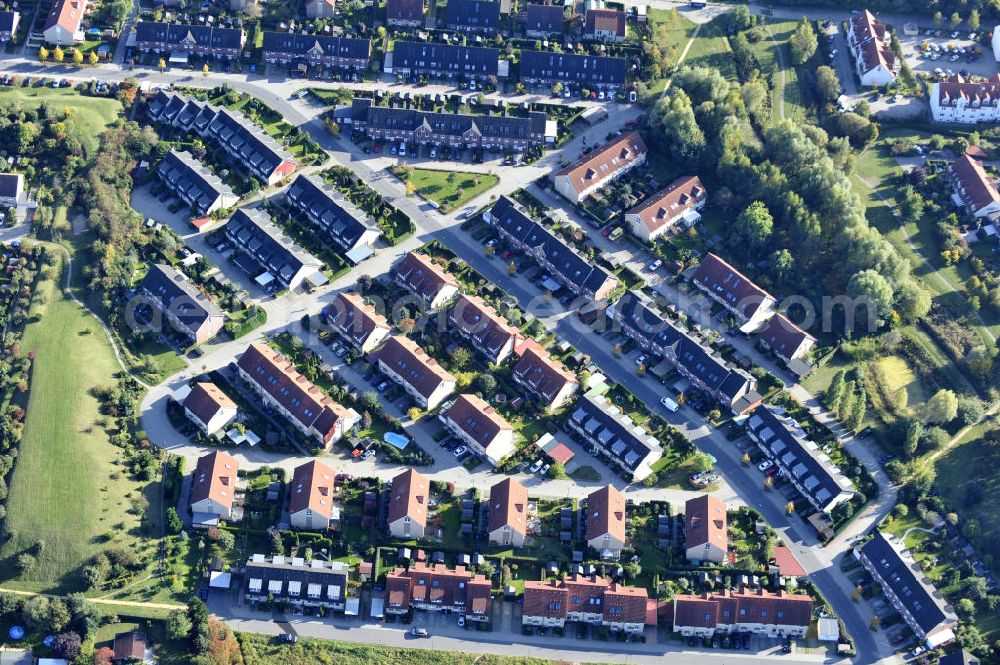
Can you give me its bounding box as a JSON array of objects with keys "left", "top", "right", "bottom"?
[
  {"left": 321, "top": 165, "right": 415, "bottom": 245},
  {"left": 390, "top": 166, "right": 499, "bottom": 213}
]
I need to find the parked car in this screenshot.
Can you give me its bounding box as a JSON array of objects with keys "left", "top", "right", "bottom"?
[
  {"left": 660, "top": 396, "right": 679, "bottom": 412},
  {"left": 454, "top": 446, "right": 468, "bottom": 457},
  {"left": 539, "top": 463, "right": 551, "bottom": 476},
  {"left": 647, "top": 259, "right": 663, "bottom": 272},
  {"left": 758, "top": 459, "right": 774, "bottom": 472},
  {"left": 529, "top": 459, "right": 544, "bottom": 473},
  {"left": 410, "top": 628, "right": 429, "bottom": 638},
  {"left": 277, "top": 633, "right": 297, "bottom": 644}
]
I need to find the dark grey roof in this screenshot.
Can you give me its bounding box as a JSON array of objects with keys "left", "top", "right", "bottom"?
[
  {"left": 204, "top": 107, "right": 295, "bottom": 182},
  {"left": 387, "top": 0, "right": 424, "bottom": 21},
  {"left": 524, "top": 4, "right": 564, "bottom": 33},
  {"left": 0, "top": 173, "right": 22, "bottom": 199},
  {"left": 569, "top": 393, "right": 658, "bottom": 472},
  {"left": 613, "top": 290, "right": 753, "bottom": 402},
  {"left": 225, "top": 208, "right": 321, "bottom": 287},
  {"left": 244, "top": 554, "right": 349, "bottom": 604},
  {"left": 351, "top": 99, "right": 546, "bottom": 141},
  {"left": 519, "top": 50, "right": 626, "bottom": 86},
  {"left": 261, "top": 31, "right": 371, "bottom": 60},
  {"left": 746, "top": 406, "right": 854, "bottom": 512},
  {"left": 140, "top": 263, "right": 223, "bottom": 331},
  {"left": 939, "top": 652, "right": 980, "bottom": 665},
  {"left": 285, "top": 174, "right": 378, "bottom": 253},
  {"left": 158, "top": 149, "right": 235, "bottom": 216},
  {"left": 392, "top": 41, "right": 499, "bottom": 77},
  {"left": 443, "top": 0, "right": 500, "bottom": 32},
  {"left": 488, "top": 196, "right": 615, "bottom": 297},
  {"left": 859, "top": 532, "right": 953, "bottom": 636},
  {"left": 0, "top": 11, "right": 18, "bottom": 33},
  {"left": 134, "top": 21, "right": 244, "bottom": 50}
]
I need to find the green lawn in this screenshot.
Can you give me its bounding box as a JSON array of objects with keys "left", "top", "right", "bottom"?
[
  {"left": 645, "top": 9, "right": 697, "bottom": 93},
  {"left": 399, "top": 168, "right": 499, "bottom": 212},
  {"left": 0, "top": 260, "right": 156, "bottom": 593},
  {"left": 683, "top": 16, "right": 736, "bottom": 80},
  {"left": 0, "top": 87, "right": 121, "bottom": 154},
  {"left": 754, "top": 20, "right": 805, "bottom": 124}
]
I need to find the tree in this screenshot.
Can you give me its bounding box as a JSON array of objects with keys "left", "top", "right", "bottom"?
[
  {"left": 950, "top": 12, "right": 962, "bottom": 29},
  {"left": 187, "top": 598, "right": 210, "bottom": 654},
  {"left": 903, "top": 420, "right": 921, "bottom": 459},
  {"left": 22, "top": 595, "right": 51, "bottom": 632},
  {"left": 72, "top": 49, "right": 83, "bottom": 65},
  {"left": 789, "top": 17, "right": 817, "bottom": 65},
  {"left": 847, "top": 389, "right": 867, "bottom": 432},
  {"left": 51, "top": 632, "right": 81, "bottom": 660},
  {"left": 407, "top": 407, "right": 421, "bottom": 421},
  {"left": 166, "top": 507, "right": 183, "bottom": 534},
  {"left": 814, "top": 66, "right": 841, "bottom": 104},
  {"left": 848, "top": 269, "right": 894, "bottom": 326},
  {"left": 167, "top": 609, "right": 192, "bottom": 640},
  {"left": 957, "top": 396, "right": 985, "bottom": 426},
  {"left": 895, "top": 280, "right": 931, "bottom": 322},
  {"left": 933, "top": 11, "right": 943, "bottom": 26},
  {"left": 650, "top": 88, "right": 705, "bottom": 170},
  {"left": 451, "top": 346, "right": 471, "bottom": 370},
  {"left": 785, "top": 501, "right": 795, "bottom": 515},
  {"left": 969, "top": 9, "right": 981, "bottom": 31},
  {"left": 88, "top": 50, "right": 99, "bottom": 65},
  {"left": 623, "top": 561, "right": 642, "bottom": 580},
  {"left": 957, "top": 597, "right": 976, "bottom": 617},
  {"left": 925, "top": 389, "right": 958, "bottom": 424},
  {"left": 734, "top": 201, "right": 773, "bottom": 255},
  {"left": 826, "top": 370, "right": 846, "bottom": 410},
  {"left": 477, "top": 560, "right": 496, "bottom": 578},
  {"left": 158, "top": 58, "right": 166, "bottom": 72},
  {"left": 398, "top": 317, "right": 416, "bottom": 334},
  {"left": 202, "top": 63, "right": 210, "bottom": 77},
  {"left": 966, "top": 345, "right": 994, "bottom": 379},
  {"left": 53, "top": 46, "right": 65, "bottom": 63},
  {"left": 548, "top": 462, "right": 568, "bottom": 479},
  {"left": 918, "top": 426, "right": 949, "bottom": 454},
  {"left": 508, "top": 260, "right": 517, "bottom": 276},
  {"left": 39, "top": 46, "right": 49, "bottom": 62},
  {"left": 551, "top": 82, "right": 563, "bottom": 95},
  {"left": 741, "top": 452, "right": 751, "bottom": 466},
  {"left": 476, "top": 373, "right": 497, "bottom": 397},
  {"left": 94, "top": 646, "right": 115, "bottom": 665},
  {"left": 835, "top": 112, "right": 877, "bottom": 148}
]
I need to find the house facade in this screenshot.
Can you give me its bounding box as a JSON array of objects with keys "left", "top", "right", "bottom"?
[
  {"left": 43, "top": 0, "right": 85, "bottom": 45},
  {"left": 348, "top": 98, "right": 552, "bottom": 151},
  {"left": 671, "top": 589, "right": 813, "bottom": 638},
  {"left": 856, "top": 532, "right": 957, "bottom": 649},
  {"left": 519, "top": 50, "right": 626, "bottom": 90},
  {"left": 522, "top": 576, "right": 651, "bottom": 634},
  {"left": 289, "top": 460, "right": 338, "bottom": 531},
  {"left": 554, "top": 132, "right": 647, "bottom": 203},
  {"left": 244, "top": 554, "right": 349, "bottom": 612},
  {"left": 441, "top": 393, "right": 516, "bottom": 466},
  {"left": 390, "top": 41, "right": 499, "bottom": 82},
  {"left": 758, "top": 313, "right": 816, "bottom": 364},
  {"left": 684, "top": 494, "right": 727, "bottom": 564},
  {"left": 846, "top": 9, "right": 895, "bottom": 87},
  {"left": 624, "top": 175, "right": 706, "bottom": 242},
  {"left": 608, "top": 290, "right": 758, "bottom": 413},
  {"left": 373, "top": 336, "right": 457, "bottom": 410},
  {"left": 392, "top": 251, "right": 460, "bottom": 310},
  {"left": 0, "top": 12, "right": 20, "bottom": 45},
  {"left": 284, "top": 173, "right": 380, "bottom": 263},
  {"left": 948, "top": 154, "right": 1000, "bottom": 218},
  {"left": 485, "top": 196, "right": 618, "bottom": 301},
  {"left": 139, "top": 263, "right": 225, "bottom": 345},
  {"left": 691, "top": 253, "right": 776, "bottom": 333},
  {"left": 930, "top": 75, "right": 1000, "bottom": 124},
  {"left": 237, "top": 343, "right": 360, "bottom": 450},
  {"left": 0, "top": 173, "right": 24, "bottom": 207},
  {"left": 190, "top": 450, "right": 238, "bottom": 520},
  {"left": 323, "top": 292, "right": 391, "bottom": 354},
  {"left": 512, "top": 346, "right": 579, "bottom": 410},
  {"left": 486, "top": 478, "right": 528, "bottom": 547},
  {"left": 261, "top": 32, "right": 371, "bottom": 71},
  {"left": 567, "top": 392, "right": 661, "bottom": 482},
  {"left": 524, "top": 4, "right": 564, "bottom": 37},
  {"left": 584, "top": 9, "right": 625, "bottom": 42},
  {"left": 183, "top": 382, "right": 238, "bottom": 435},
  {"left": 584, "top": 485, "right": 626, "bottom": 559},
  {"left": 443, "top": 0, "right": 500, "bottom": 34},
  {"left": 387, "top": 468, "right": 429, "bottom": 538},
  {"left": 385, "top": 563, "right": 492, "bottom": 621},
  {"left": 386, "top": 0, "right": 424, "bottom": 26},
  {"left": 133, "top": 22, "right": 245, "bottom": 59},
  {"left": 157, "top": 149, "right": 239, "bottom": 216}
]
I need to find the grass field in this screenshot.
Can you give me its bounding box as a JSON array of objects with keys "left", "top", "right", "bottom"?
[
  {"left": 400, "top": 168, "right": 499, "bottom": 212},
  {"left": 0, "top": 257, "right": 155, "bottom": 593},
  {"left": 238, "top": 634, "right": 565, "bottom": 665},
  {"left": 754, "top": 20, "right": 805, "bottom": 124},
  {"left": 645, "top": 9, "right": 698, "bottom": 93},
  {"left": 684, "top": 16, "right": 736, "bottom": 80},
  {"left": 874, "top": 355, "right": 926, "bottom": 405},
  {"left": 0, "top": 87, "right": 121, "bottom": 154}
]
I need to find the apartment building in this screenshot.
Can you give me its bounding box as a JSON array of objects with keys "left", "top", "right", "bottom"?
[
  {"left": 485, "top": 196, "right": 618, "bottom": 301},
  {"left": 390, "top": 41, "right": 499, "bottom": 81},
  {"left": 385, "top": 563, "right": 492, "bottom": 621},
  {"left": 554, "top": 132, "right": 647, "bottom": 203},
  {"left": 225, "top": 208, "right": 323, "bottom": 291},
  {"left": 624, "top": 175, "right": 706, "bottom": 242},
  {"left": 522, "top": 576, "right": 652, "bottom": 633},
  {"left": 133, "top": 22, "right": 245, "bottom": 59},
  {"left": 846, "top": 9, "right": 895, "bottom": 86},
  {"left": 236, "top": 343, "right": 361, "bottom": 449},
  {"left": 373, "top": 336, "right": 457, "bottom": 410},
  {"left": 930, "top": 74, "right": 1000, "bottom": 124},
  {"left": 948, "top": 154, "right": 1000, "bottom": 218},
  {"left": 518, "top": 50, "right": 626, "bottom": 90},
  {"left": 671, "top": 589, "right": 813, "bottom": 638}
]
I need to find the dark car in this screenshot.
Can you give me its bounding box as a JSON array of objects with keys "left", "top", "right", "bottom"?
[
  {"left": 277, "top": 633, "right": 297, "bottom": 644},
  {"left": 741, "top": 632, "right": 751, "bottom": 649}
]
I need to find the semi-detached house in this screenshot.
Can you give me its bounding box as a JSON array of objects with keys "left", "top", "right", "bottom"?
[
  {"left": 608, "top": 290, "right": 758, "bottom": 413},
  {"left": 584, "top": 9, "right": 625, "bottom": 42},
  {"left": 584, "top": 484, "right": 626, "bottom": 559},
  {"left": 237, "top": 342, "right": 360, "bottom": 450},
  {"left": 485, "top": 196, "right": 618, "bottom": 302},
  {"left": 183, "top": 382, "right": 238, "bottom": 435},
  {"left": 448, "top": 294, "right": 520, "bottom": 364},
  {"left": 262, "top": 32, "right": 371, "bottom": 71},
  {"left": 512, "top": 345, "right": 579, "bottom": 410},
  {"left": 323, "top": 292, "right": 391, "bottom": 354},
  {"left": 373, "top": 336, "right": 457, "bottom": 410},
  {"left": 568, "top": 392, "right": 661, "bottom": 483},
  {"left": 485, "top": 478, "right": 528, "bottom": 547},
  {"left": 347, "top": 98, "right": 554, "bottom": 151},
  {"left": 684, "top": 494, "right": 727, "bottom": 564},
  {"left": 856, "top": 531, "right": 957, "bottom": 649},
  {"left": 190, "top": 450, "right": 238, "bottom": 522},
  {"left": 387, "top": 468, "right": 429, "bottom": 539},
  {"left": 758, "top": 313, "right": 816, "bottom": 364},
  {"left": 43, "top": 0, "right": 85, "bottom": 45},
  {"left": 440, "top": 393, "right": 516, "bottom": 466},
  {"left": 385, "top": 563, "right": 492, "bottom": 621},
  {"left": 133, "top": 22, "right": 245, "bottom": 59},
  {"left": 948, "top": 154, "right": 1000, "bottom": 219},
  {"left": 393, "top": 251, "right": 461, "bottom": 310},
  {"left": 522, "top": 575, "right": 654, "bottom": 634},
  {"left": 289, "top": 459, "right": 338, "bottom": 531},
  {"left": 691, "top": 253, "right": 776, "bottom": 334},
  {"left": 671, "top": 589, "right": 813, "bottom": 639},
  {"left": 554, "top": 132, "right": 647, "bottom": 204},
  {"left": 225, "top": 208, "right": 323, "bottom": 291},
  {"left": 390, "top": 41, "right": 499, "bottom": 81},
  {"left": 284, "top": 173, "right": 381, "bottom": 263},
  {"left": 157, "top": 149, "right": 239, "bottom": 217},
  {"left": 443, "top": 0, "right": 501, "bottom": 34}
]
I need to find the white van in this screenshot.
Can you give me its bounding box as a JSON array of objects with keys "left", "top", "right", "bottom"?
[{"left": 660, "top": 397, "right": 679, "bottom": 412}]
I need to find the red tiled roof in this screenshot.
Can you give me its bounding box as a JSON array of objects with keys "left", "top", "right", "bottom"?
[
  {"left": 487, "top": 478, "right": 528, "bottom": 537},
  {"left": 603, "top": 582, "right": 648, "bottom": 624},
  {"left": 672, "top": 595, "right": 719, "bottom": 629},
  {"left": 692, "top": 253, "right": 774, "bottom": 319},
  {"left": 394, "top": 252, "right": 459, "bottom": 302},
  {"left": 937, "top": 73, "right": 1000, "bottom": 109},
  {"left": 374, "top": 336, "right": 456, "bottom": 399},
  {"left": 327, "top": 292, "right": 389, "bottom": 345},
  {"left": 444, "top": 393, "right": 512, "bottom": 449},
  {"left": 512, "top": 346, "right": 579, "bottom": 404},
  {"left": 672, "top": 589, "right": 813, "bottom": 630},
  {"left": 44, "top": 0, "right": 85, "bottom": 34},
  {"left": 585, "top": 8, "right": 625, "bottom": 36},
  {"left": 950, "top": 153, "right": 1000, "bottom": 214},
  {"left": 545, "top": 442, "right": 575, "bottom": 465},
  {"left": 448, "top": 294, "right": 519, "bottom": 358},
  {"left": 190, "top": 450, "right": 238, "bottom": 510},
  {"left": 183, "top": 382, "right": 236, "bottom": 428},
  {"left": 626, "top": 175, "right": 706, "bottom": 235},
  {"left": 523, "top": 579, "right": 569, "bottom": 619},
  {"left": 585, "top": 485, "right": 626, "bottom": 544},
  {"left": 684, "top": 494, "right": 727, "bottom": 552},
  {"left": 387, "top": 468, "right": 429, "bottom": 528},
  {"left": 556, "top": 132, "right": 647, "bottom": 195},
  {"left": 773, "top": 546, "right": 807, "bottom": 578},
  {"left": 289, "top": 459, "right": 336, "bottom": 520},
  {"left": 759, "top": 313, "right": 815, "bottom": 360},
  {"left": 849, "top": 9, "right": 894, "bottom": 75},
  {"left": 388, "top": 563, "right": 490, "bottom": 611}
]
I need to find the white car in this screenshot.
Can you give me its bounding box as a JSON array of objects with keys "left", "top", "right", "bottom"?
[
  {"left": 758, "top": 459, "right": 774, "bottom": 472},
  {"left": 454, "top": 446, "right": 468, "bottom": 457},
  {"left": 660, "top": 397, "right": 679, "bottom": 412},
  {"left": 648, "top": 259, "right": 663, "bottom": 272},
  {"left": 539, "top": 464, "right": 551, "bottom": 476},
  {"left": 529, "top": 459, "right": 544, "bottom": 473}
]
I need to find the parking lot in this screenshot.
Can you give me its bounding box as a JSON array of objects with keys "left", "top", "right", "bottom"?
[{"left": 896, "top": 28, "right": 996, "bottom": 79}]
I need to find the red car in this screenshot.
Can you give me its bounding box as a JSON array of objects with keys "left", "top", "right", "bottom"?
[{"left": 602, "top": 226, "right": 613, "bottom": 237}]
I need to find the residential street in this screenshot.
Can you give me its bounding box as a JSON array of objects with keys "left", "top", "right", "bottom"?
[{"left": 0, "top": 18, "right": 906, "bottom": 661}]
